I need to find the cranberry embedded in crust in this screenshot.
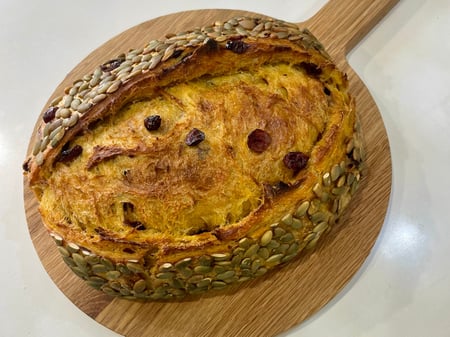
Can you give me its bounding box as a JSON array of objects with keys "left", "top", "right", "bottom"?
[
  {"left": 283, "top": 151, "right": 309, "bottom": 173},
  {"left": 185, "top": 128, "right": 205, "bottom": 146},
  {"left": 247, "top": 129, "right": 271, "bottom": 153},
  {"left": 43, "top": 106, "right": 58, "bottom": 123},
  {"left": 144, "top": 115, "right": 162, "bottom": 131}
]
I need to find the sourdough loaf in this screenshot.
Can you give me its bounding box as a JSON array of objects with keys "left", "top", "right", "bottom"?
[{"left": 23, "top": 16, "right": 365, "bottom": 299}]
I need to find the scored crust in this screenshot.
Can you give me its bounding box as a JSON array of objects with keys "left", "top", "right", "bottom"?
[{"left": 23, "top": 16, "right": 365, "bottom": 300}]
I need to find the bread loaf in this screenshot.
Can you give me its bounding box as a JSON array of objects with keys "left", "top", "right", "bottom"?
[{"left": 23, "top": 16, "right": 365, "bottom": 300}]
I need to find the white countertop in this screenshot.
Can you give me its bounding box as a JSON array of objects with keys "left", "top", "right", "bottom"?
[{"left": 1, "top": 0, "right": 449, "bottom": 336}]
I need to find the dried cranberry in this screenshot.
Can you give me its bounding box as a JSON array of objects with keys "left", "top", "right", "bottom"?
[
  {"left": 297, "top": 62, "right": 322, "bottom": 77},
  {"left": 58, "top": 145, "right": 83, "bottom": 163},
  {"left": 22, "top": 158, "right": 31, "bottom": 172},
  {"left": 172, "top": 49, "right": 183, "bottom": 58},
  {"left": 185, "top": 128, "right": 205, "bottom": 146},
  {"left": 247, "top": 129, "right": 272, "bottom": 153},
  {"left": 122, "top": 202, "right": 134, "bottom": 212},
  {"left": 283, "top": 151, "right": 309, "bottom": 173},
  {"left": 226, "top": 40, "right": 249, "bottom": 54},
  {"left": 100, "top": 58, "right": 124, "bottom": 72},
  {"left": 127, "top": 221, "right": 146, "bottom": 231},
  {"left": 43, "top": 106, "right": 58, "bottom": 123},
  {"left": 144, "top": 115, "right": 162, "bottom": 131},
  {"left": 272, "top": 181, "right": 290, "bottom": 194},
  {"left": 203, "top": 38, "right": 219, "bottom": 52}
]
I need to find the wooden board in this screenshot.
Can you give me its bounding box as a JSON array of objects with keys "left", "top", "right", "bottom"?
[{"left": 24, "top": 0, "right": 396, "bottom": 336}]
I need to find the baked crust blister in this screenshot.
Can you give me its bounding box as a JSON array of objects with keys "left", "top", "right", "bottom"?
[{"left": 23, "top": 16, "right": 365, "bottom": 300}]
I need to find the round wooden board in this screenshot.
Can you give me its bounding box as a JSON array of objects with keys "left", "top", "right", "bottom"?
[{"left": 24, "top": 2, "right": 395, "bottom": 336}]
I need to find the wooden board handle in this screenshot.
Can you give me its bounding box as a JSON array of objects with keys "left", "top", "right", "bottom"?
[{"left": 303, "top": 0, "right": 399, "bottom": 60}]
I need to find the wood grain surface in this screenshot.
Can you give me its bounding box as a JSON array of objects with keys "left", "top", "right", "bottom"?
[{"left": 24, "top": 0, "right": 397, "bottom": 336}]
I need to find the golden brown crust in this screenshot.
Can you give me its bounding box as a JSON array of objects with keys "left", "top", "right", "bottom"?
[{"left": 24, "top": 16, "right": 365, "bottom": 299}]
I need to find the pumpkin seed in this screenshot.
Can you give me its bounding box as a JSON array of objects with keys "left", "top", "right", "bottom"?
[
  {"left": 197, "top": 278, "right": 212, "bottom": 288},
  {"left": 239, "top": 237, "right": 252, "bottom": 249},
  {"left": 231, "top": 255, "right": 242, "bottom": 266},
  {"left": 310, "top": 211, "right": 327, "bottom": 224},
  {"left": 50, "top": 233, "right": 63, "bottom": 246},
  {"left": 260, "top": 230, "right": 273, "bottom": 246},
  {"left": 100, "top": 258, "right": 114, "bottom": 271},
  {"left": 57, "top": 246, "right": 70, "bottom": 257},
  {"left": 212, "top": 281, "right": 227, "bottom": 289},
  {"left": 212, "top": 265, "right": 226, "bottom": 274},
  {"left": 170, "top": 278, "right": 185, "bottom": 289},
  {"left": 281, "top": 254, "right": 297, "bottom": 263},
  {"left": 62, "top": 256, "right": 76, "bottom": 268},
  {"left": 266, "top": 254, "right": 284, "bottom": 265},
  {"left": 238, "top": 276, "right": 251, "bottom": 283},
  {"left": 306, "top": 236, "right": 320, "bottom": 250},
  {"left": 178, "top": 267, "right": 193, "bottom": 278},
  {"left": 235, "top": 27, "right": 248, "bottom": 36},
  {"left": 241, "top": 269, "right": 253, "bottom": 278},
  {"left": 63, "top": 95, "right": 73, "bottom": 108},
  {"left": 133, "top": 279, "right": 147, "bottom": 293},
  {"left": 266, "top": 240, "right": 280, "bottom": 250},
  {"left": 254, "top": 268, "right": 267, "bottom": 277},
  {"left": 194, "top": 265, "right": 212, "bottom": 274},
  {"left": 106, "top": 80, "right": 121, "bottom": 94},
  {"left": 71, "top": 266, "right": 88, "bottom": 279},
  {"left": 217, "top": 270, "right": 235, "bottom": 281},
  {"left": 280, "top": 233, "right": 294, "bottom": 243},
  {"left": 211, "top": 253, "right": 230, "bottom": 261},
  {"left": 198, "top": 255, "right": 213, "bottom": 266},
  {"left": 239, "top": 19, "right": 256, "bottom": 30},
  {"left": 313, "top": 183, "right": 322, "bottom": 198},
  {"left": 175, "top": 258, "right": 192, "bottom": 270},
  {"left": 105, "top": 270, "right": 121, "bottom": 280},
  {"left": 331, "top": 164, "right": 343, "bottom": 181},
  {"left": 76, "top": 102, "right": 92, "bottom": 113},
  {"left": 244, "top": 243, "right": 259, "bottom": 258},
  {"left": 66, "top": 242, "right": 80, "bottom": 254},
  {"left": 126, "top": 262, "right": 143, "bottom": 273},
  {"left": 92, "top": 93, "right": 107, "bottom": 104},
  {"left": 92, "top": 264, "right": 107, "bottom": 274},
  {"left": 35, "top": 152, "right": 44, "bottom": 166},
  {"left": 32, "top": 138, "right": 42, "bottom": 156},
  {"left": 233, "top": 247, "right": 245, "bottom": 256},
  {"left": 258, "top": 247, "right": 270, "bottom": 260},
  {"left": 273, "top": 227, "right": 286, "bottom": 238},
  {"left": 84, "top": 255, "right": 99, "bottom": 265},
  {"left": 159, "top": 263, "right": 174, "bottom": 272},
  {"left": 295, "top": 201, "right": 310, "bottom": 217},
  {"left": 291, "top": 217, "right": 303, "bottom": 229},
  {"left": 119, "top": 288, "right": 131, "bottom": 296},
  {"left": 87, "top": 276, "right": 106, "bottom": 286},
  {"left": 281, "top": 213, "right": 293, "bottom": 226},
  {"left": 216, "top": 261, "right": 232, "bottom": 267},
  {"left": 240, "top": 257, "right": 252, "bottom": 269},
  {"left": 149, "top": 53, "right": 163, "bottom": 70},
  {"left": 332, "top": 186, "right": 350, "bottom": 196},
  {"left": 251, "top": 259, "right": 262, "bottom": 273},
  {"left": 156, "top": 272, "right": 174, "bottom": 279},
  {"left": 287, "top": 242, "right": 299, "bottom": 255},
  {"left": 274, "top": 244, "right": 289, "bottom": 255},
  {"left": 337, "top": 175, "right": 346, "bottom": 188},
  {"left": 72, "top": 253, "right": 86, "bottom": 268},
  {"left": 313, "top": 221, "right": 329, "bottom": 233}
]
